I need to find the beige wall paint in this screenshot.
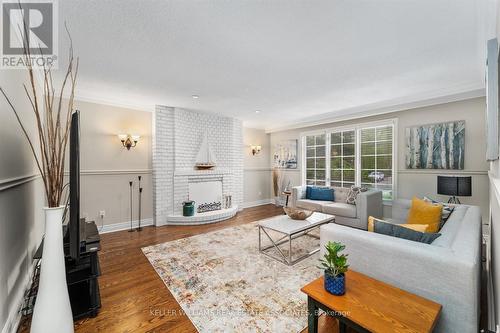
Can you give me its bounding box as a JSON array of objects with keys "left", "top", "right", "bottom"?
[
  {"left": 270, "top": 97, "right": 489, "bottom": 220},
  {"left": 74, "top": 101, "right": 272, "bottom": 227},
  {"left": 0, "top": 70, "right": 45, "bottom": 332},
  {"left": 0, "top": 92, "right": 153, "bottom": 329},
  {"left": 242, "top": 127, "right": 272, "bottom": 205},
  {"left": 71, "top": 100, "right": 153, "bottom": 229},
  {"left": 487, "top": 6, "right": 500, "bottom": 329}
]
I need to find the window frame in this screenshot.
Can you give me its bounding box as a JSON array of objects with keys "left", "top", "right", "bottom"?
[
  {"left": 300, "top": 118, "right": 398, "bottom": 202},
  {"left": 330, "top": 128, "right": 357, "bottom": 188},
  {"left": 304, "top": 133, "right": 327, "bottom": 186}
]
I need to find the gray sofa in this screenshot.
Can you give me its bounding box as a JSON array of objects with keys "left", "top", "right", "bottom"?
[
  {"left": 291, "top": 185, "right": 383, "bottom": 229},
  {"left": 320, "top": 199, "right": 482, "bottom": 333}
]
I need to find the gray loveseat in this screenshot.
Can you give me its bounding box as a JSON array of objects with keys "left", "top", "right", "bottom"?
[
  {"left": 319, "top": 199, "right": 482, "bottom": 333},
  {"left": 290, "top": 185, "right": 383, "bottom": 229}
]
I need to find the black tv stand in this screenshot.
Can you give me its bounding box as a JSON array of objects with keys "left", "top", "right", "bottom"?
[{"left": 34, "top": 219, "right": 101, "bottom": 320}]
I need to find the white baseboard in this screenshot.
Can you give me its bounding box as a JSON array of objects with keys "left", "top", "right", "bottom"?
[
  {"left": 240, "top": 199, "right": 273, "bottom": 209},
  {"left": 98, "top": 218, "right": 153, "bottom": 234},
  {"left": 2, "top": 260, "right": 38, "bottom": 333},
  {"left": 99, "top": 200, "right": 273, "bottom": 233}
]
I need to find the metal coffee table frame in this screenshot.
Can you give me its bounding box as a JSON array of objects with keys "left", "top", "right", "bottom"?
[{"left": 258, "top": 216, "right": 334, "bottom": 266}]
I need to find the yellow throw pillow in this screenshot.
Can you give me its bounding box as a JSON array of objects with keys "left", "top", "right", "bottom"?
[
  {"left": 406, "top": 197, "right": 442, "bottom": 233},
  {"left": 368, "top": 216, "right": 430, "bottom": 232},
  {"left": 402, "top": 223, "right": 430, "bottom": 232}
]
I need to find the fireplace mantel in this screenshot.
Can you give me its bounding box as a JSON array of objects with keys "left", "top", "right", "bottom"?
[{"left": 174, "top": 168, "right": 233, "bottom": 177}]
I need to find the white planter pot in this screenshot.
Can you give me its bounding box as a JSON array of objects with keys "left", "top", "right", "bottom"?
[{"left": 31, "top": 206, "right": 74, "bottom": 333}]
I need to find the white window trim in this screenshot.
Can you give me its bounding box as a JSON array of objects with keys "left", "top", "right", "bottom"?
[{"left": 300, "top": 118, "right": 398, "bottom": 202}]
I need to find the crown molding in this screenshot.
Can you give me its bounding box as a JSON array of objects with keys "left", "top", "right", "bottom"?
[
  {"left": 62, "top": 92, "right": 155, "bottom": 113},
  {"left": 265, "top": 85, "right": 485, "bottom": 133}
]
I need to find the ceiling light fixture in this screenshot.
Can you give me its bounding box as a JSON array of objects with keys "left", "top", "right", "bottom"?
[
  {"left": 192, "top": 95, "right": 199, "bottom": 99},
  {"left": 255, "top": 110, "right": 261, "bottom": 114}
]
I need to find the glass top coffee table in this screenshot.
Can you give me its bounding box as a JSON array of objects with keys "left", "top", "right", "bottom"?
[{"left": 258, "top": 212, "right": 335, "bottom": 266}]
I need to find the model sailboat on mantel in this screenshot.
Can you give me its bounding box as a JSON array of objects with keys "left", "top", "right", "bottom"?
[{"left": 195, "top": 132, "right": 216, "bottom": 170}]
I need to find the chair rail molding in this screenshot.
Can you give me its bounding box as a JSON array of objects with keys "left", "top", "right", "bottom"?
[
  {"left": 64, "top": 169, "right": 153, "bottom": 176},
  {"left": 398, "top": 169, "right": 488, "bottom": 175},
  {"left": 0, "top": 173, "right": 40, "bottom": 192}
]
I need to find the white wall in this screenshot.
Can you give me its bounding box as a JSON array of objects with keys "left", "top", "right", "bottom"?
[
  {"left": 242, "top": 127, "right": 272, "bottom": 207},
  {"left": 269, "top": 97, "right": 489, "bottom": 220},
  {"left": 0, "top": 71, "right": 45, "bottom": 333},
  {"left": 488, "top": 4, "right": 500, "bottom": 329}
]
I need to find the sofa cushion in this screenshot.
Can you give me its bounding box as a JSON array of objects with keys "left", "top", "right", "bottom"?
[
  {"left": 423, "top": 196, "right": 455, "bottom": 228},
  {"left": 367, "top": 216, "right": 430, "bottom": 232},
  {"left": 431, "top": 205, "right": 468, "bottom": 248},
  {"left": 296, "top": 199, "right": 331, "bottom": 211},
  {"left": 306, "top": 186, "right": 335, "bottom": 201},
  {"left": 373, "top": 220, "right": 441, "bottom": 244},
  {"left": 322, "top": 202, "right": 357, "bottom": 218},
  {"left": 332, "top": 187, "right": 350, "bottom": 203},
  {"left": 346, "top": 185, "right": 368, "bottom": 205},
  {"left": 407, "top": 197, "right": 442, "bottom": 233}
]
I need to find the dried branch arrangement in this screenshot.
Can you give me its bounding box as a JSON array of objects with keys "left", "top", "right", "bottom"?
[
  {"left": 0, "top": 24, "right": 79, "bottom": 208},
  {"left": 272, "top": 168, "right": 280, "bottom": 197}
]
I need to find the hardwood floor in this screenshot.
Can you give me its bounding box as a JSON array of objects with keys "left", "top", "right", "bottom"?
[
  {"left": 16, "top": 203, "right": 487, "bottom": 333},
  {"left": 20, "top": 204, "right": 340, "bottom": 333}
]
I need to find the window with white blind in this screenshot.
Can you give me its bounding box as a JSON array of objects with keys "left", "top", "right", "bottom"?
[
  {"left": 302, "top": 120, "right": 396, "bottom": 201},
  {"left": 330, "top": 130, "right": 356, "bottom": 188},
  {"left": 305, "top": 134, "right": 326, "bottom": 185},
  {"left": 360, "top": 125, "right": 394, "bottom": 200}
]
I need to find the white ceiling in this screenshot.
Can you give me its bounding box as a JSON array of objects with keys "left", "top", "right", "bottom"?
[{"left": 56, "top": 0, "right": 495, "bottom": 131}]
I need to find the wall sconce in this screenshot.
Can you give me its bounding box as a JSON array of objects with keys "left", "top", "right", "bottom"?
[
  {"left": 118, "top": 134, "right": 140, "bottom": 150},
  {"left": 251, "top": 145, "right": 262, "bottom": 156}
]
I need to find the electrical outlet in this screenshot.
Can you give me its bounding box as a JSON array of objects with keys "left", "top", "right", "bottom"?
[
  {"left": 99, "top": 210, "right": 106, "bottom": 218},
  {"left": 258, "top": 191, "right": 262, "bottom": 196}
]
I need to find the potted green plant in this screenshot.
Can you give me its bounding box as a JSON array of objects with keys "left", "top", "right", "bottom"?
[{"left": 318, "top": 241, "right": 349, "bottom": 295}]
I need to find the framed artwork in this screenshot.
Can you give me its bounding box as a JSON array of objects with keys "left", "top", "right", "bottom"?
[
  {"left": 486, "top": 38, "right": 499, "bottom": 161},
  {"left": 273, "top": 140, "right": 298, "bottom": 169},
  {"left": 405, "top": 120, "right": 465, "bottom": 170}
]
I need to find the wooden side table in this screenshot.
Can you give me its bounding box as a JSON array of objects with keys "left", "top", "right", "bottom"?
[{"left": 301, "top": 270, "right": 441, "bottom": 333}]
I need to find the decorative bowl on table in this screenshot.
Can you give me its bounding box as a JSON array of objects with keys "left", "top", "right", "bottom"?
[{"left": 283, "top": 207, "right": 313, "bottom": 220}]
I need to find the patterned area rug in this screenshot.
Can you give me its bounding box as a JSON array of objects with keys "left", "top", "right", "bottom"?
[{"left": 142, "top": 221, "right": 322, "bottom": 332}]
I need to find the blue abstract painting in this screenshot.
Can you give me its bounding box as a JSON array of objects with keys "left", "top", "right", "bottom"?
[{"left": 405, "top": 121, "right": 465, "bottom": 169}]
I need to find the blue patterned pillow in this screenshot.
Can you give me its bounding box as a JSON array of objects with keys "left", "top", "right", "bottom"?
[
  {"left": 373, "top": 220, "right": 441, "bottom": 244},
  {"left": 306, "top": 186, "right": 335, "bottom": 201}
]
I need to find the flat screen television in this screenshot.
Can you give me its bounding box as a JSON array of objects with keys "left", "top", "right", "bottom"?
[{"left": 67, "top": 110, "right": 80, "bottom": 262}]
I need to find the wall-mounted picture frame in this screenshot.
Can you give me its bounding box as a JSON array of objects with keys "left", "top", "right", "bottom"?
[
  {"left": 273, "top": 139, "right": 298, "bottom": 169},
  {"left": 405, "top": 121, "right": 465, "bottom": 170},
  {"left": 486, "top": 38, "right": 499, "bottom": 161}
]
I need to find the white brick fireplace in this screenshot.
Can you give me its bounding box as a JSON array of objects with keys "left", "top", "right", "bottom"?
[{"left": 153, "top": 106, "right": 243, "bottom": 226}]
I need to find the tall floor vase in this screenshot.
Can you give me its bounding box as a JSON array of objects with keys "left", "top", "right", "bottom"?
[{"left": 31, "top": 206, "right": 74, "bottom": 333}]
